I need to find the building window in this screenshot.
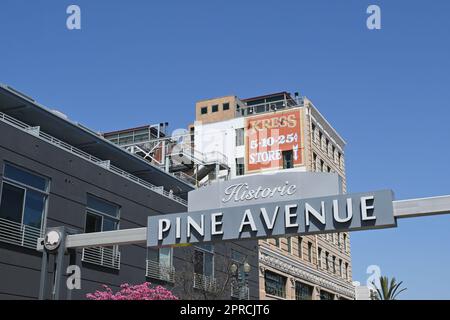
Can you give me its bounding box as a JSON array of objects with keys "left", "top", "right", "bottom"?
[
  {"left": 194, "top": 244, "right": 214, "bottom": 277},
  {"left": 235, "top": 128, "right": 245, "bottom": 146},
  {"left": 287, "top": 237, "right": 292, "bottom": 254},
  {"left": 307, "top": 242, "right": 313, "bottom": 263},
  {"left": 223, "top": 103, "right": 230, "bottom": 111},
  {"left": 320, "top": 290, "right": 335, "bottom": 300},
  {"left": 201, "top": 106, "right": 208, "bottom": 115},
  {"left": 318, "top": 248, "right": 322, "bottom": 268},
  {"left": 332, "top": 256, "right": 336, "bottom": 274},
  {"left": 313, "top": 153, "right": 318, "bottom": 171},
  {"left": 147, "top": 247, "right": 174, "bottom": 282},
  {"left": 343, "top": 233, "right": 347, "bottom": 252},
  {"left": 85, "top": 195, "right": 120, "bottom": 233},
  {"left": 282, "top": 150, "right": 294, "bottom": 169},
  {"left": 295, "top": 282, "right": 313, "bottom": 300},
  {"left": 320, "top": 160, "right": 325, "bottom": 172},
  {"left": 318, "top": 131, "right": 323, "bottom": 147},
  {"left": 0, "top": 164, "right": 49, "bottom": 248},
  {"left": 264, "top": 271, "right": 286, "bottom": 298},
  {"left": 235, "top": 158, "right": 245, "bottom": 176},
  {"left": 148, "top": 247, "right": 172, "bottom": 267},
  {"left": 274, "top": 237, "right": 280, "bottom": 248},
  {"left": 325, "top": 252, "right": 330, "bottom": 271},
  {"left": 339, "top": 259, "right": 343, "bottom": 277},
  {"left": 212, "top": 105, "right": 219, "bottom": 113},
  {"left": 82, "top": 195, "right": 121, "bottom": 269},
  {"left": 298, "top": 236, "right": 303, "bottom": 258},
  {"left": 345, "top": 262, "right": 349, "bottom": 280}
]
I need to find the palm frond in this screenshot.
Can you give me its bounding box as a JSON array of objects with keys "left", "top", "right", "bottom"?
[{"left": 373, "top": 275, "right": 407, "bottom": 300}]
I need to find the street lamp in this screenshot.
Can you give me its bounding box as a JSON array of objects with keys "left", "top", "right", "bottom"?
[
  {"left": 244, "top": 262, "right": 251, "bottom": 274},
  {"left": 230, "top": 263, "right": 238, "bottom": 275},
  {"left": 231, "top": 261, "right": 251, "bottom": 300}
]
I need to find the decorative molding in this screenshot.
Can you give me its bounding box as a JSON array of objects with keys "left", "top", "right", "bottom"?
[{"left": 259, "top": 247, "right": 355, "bottom": 298}]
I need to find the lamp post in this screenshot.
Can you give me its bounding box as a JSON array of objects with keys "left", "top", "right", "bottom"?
[{"left": 231, "top": 261, "right": 251, "bottom": 300}]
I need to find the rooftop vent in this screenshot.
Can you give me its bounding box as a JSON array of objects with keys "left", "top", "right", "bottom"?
[{"left": 51, "top": 109, "right": 69, "bottom": 120}]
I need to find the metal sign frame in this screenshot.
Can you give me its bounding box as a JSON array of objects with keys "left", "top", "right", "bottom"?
[{"left": 57, "top": 194, "right": 450, "bottom": 249}]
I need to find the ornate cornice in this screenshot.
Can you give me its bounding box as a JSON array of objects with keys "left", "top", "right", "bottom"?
[{"left": 259, "top": 247, "right": 355, "bottom": 298}]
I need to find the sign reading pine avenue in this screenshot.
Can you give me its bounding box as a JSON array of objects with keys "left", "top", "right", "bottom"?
[{"left": 147, "top": 173, "right": 396, "bottom": 247}]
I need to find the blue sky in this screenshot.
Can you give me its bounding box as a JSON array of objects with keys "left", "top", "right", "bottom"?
[{"left": 1, "top": 0, "right": 449, "bottom": 299}]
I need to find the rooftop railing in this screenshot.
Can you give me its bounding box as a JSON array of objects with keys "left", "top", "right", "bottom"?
[
  {"left": 170, "top": 143, "right": 228, "bottom": 168},
  {"left": 0, "top": 111, "right": 187, "bottom": 206},
  {"left": 237, "top": 98, "right": 303, "bottom": 117},
  {"left": 173, "top": 171, "right": 197, "bottom": 186}
]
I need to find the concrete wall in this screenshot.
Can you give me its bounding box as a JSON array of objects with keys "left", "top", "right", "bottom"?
[{"left": 195, "top": 96, "right": 240, "bottom": 125}]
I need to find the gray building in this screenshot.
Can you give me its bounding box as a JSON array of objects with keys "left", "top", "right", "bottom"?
[{"left": 0, "top": 84, "right": 258, "bottom": 300}]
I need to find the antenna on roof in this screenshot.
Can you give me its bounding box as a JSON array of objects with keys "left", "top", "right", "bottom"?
[{"left": 294, "top": 92, "right": 302, "bottom": 105}]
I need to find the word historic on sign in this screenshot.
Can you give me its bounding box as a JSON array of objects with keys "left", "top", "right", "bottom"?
[
  {"left": 221, "top": 181, "right": 297, "bottom": 204},
  {"left": 147, "top": 190, "right": 395, "bottom": 247}
]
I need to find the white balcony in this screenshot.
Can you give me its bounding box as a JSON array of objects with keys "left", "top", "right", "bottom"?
[
  {"left": 231, "top": 282, "right": 250, "bottom": 300},
  {"left": 193, "top": 273, "right": 217, "bottom": 293},
  {"left": 145, "top": 260, "right": 175, "bottom": 283},
  {"left": 82, "top": 246, "right": 121, "bottom": 270},
  {"left": 0, "top": 217, "right": 42, "bottom": 249}
]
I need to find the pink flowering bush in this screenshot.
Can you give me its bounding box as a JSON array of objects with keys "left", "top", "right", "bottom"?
[{"left": 86, "top": 282, "right": 178, "bottom": 300}]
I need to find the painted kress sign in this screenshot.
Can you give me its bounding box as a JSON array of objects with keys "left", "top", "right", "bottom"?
[{"left": 245, "top": 109, "right": 304, "bottom": 173}]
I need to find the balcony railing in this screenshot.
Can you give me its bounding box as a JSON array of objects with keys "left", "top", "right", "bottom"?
[
  {"left": 170, "top": 143, "right": 228, "bottom": 168},
  {"left": 231, "top": 282, "right": 250, "bottom": 300},
  {"left": 145, "top": 260, "right": 175, "bottom": 283},
  {"left": 0, "top": 217, "right": 43, "bottom": 249},
  {"left": 193, "top": 273, "right": 217, "bottom": 293},
  {"left": 82, "top": 246, "right": 121, "bottom": 270},
  {"left": 0, "top": 111, "right": 187, "bottom": 206},
  {"left": 237, "top": 98, "right": 302, "bottom": 118},
  {"left": 172, "top": 171, "right": 197, "bottom": 186}
]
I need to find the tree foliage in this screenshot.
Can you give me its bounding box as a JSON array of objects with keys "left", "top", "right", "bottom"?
[
  {"left": 373, "top": 276, "right": 407, "bottom": 300},
  {"left": 86, "top": 282, "right": 178, "bottom": 300}
]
